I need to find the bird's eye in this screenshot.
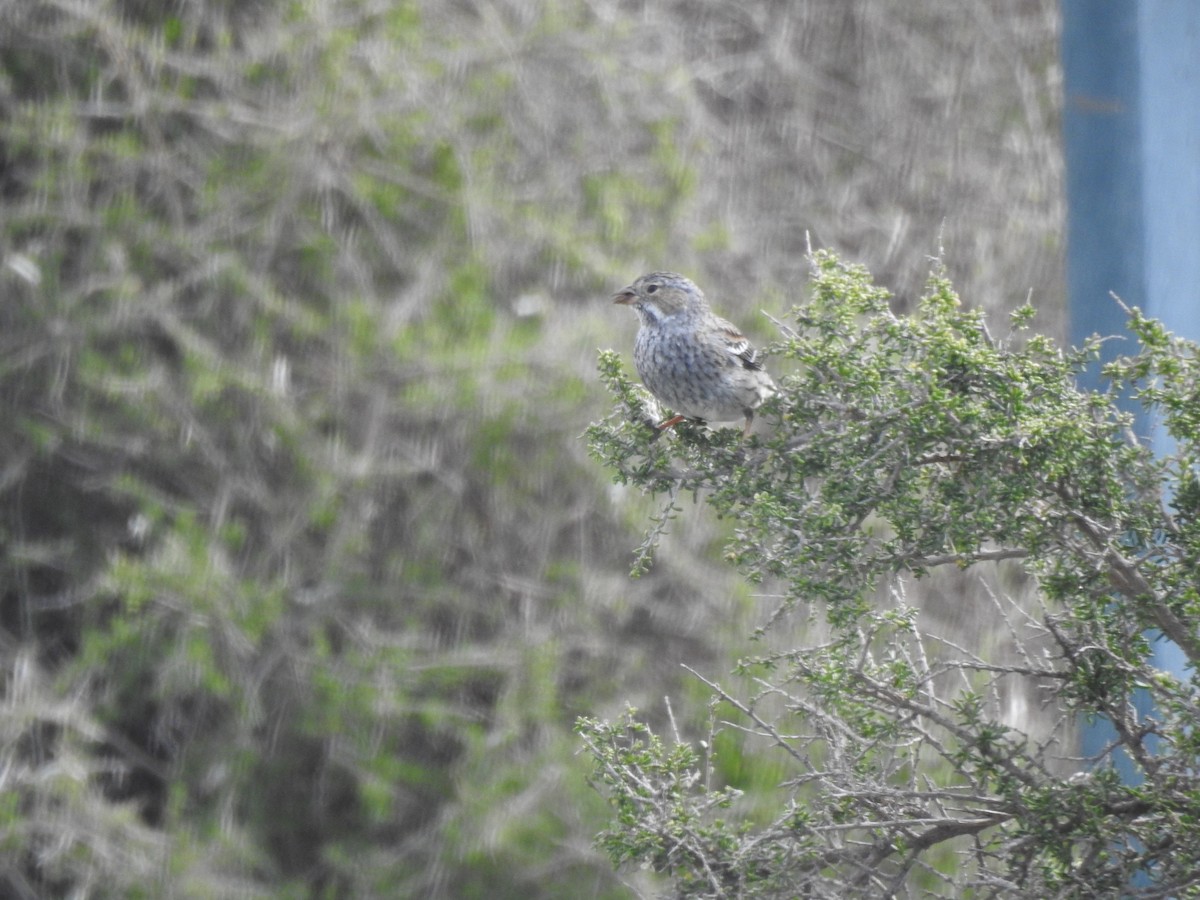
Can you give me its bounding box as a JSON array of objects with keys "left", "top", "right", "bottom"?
[{"left": 646, "top": 284, "right": 658, "bottom": 294}]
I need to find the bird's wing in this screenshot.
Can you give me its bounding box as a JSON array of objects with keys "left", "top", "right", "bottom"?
[{"left": 714, "top": 317, "right": 764, "bottom": 370}]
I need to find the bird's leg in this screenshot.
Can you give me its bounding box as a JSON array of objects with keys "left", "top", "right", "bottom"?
[
  {"left": 647, "top": 414, "right": 687, "bottom": 443},
  {"left": 741, "top": 412, "right": 754, "bottom": 440}
]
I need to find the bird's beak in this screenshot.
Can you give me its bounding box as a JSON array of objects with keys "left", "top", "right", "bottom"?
[{"left": 612, "top": 288, "right": 635, "bottom": 305}]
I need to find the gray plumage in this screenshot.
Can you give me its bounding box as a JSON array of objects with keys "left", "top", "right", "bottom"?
[{"left": 613, "top": 272, "right": 775, "bottom": 437}]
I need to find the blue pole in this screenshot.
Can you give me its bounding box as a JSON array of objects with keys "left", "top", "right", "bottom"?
[{"left": 1062, "top": 3, "right": 1144, "bottom": 360}]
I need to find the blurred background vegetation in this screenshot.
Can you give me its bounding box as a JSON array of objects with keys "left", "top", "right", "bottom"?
[{"left": 0, "top": 0, "right": 1061, "bottom": 896}]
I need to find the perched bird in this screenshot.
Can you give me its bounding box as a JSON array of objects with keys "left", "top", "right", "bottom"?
[{"left": 613, "top": 272, "right": 775, "bottom": 439}]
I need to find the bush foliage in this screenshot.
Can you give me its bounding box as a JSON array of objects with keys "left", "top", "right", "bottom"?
[{"left": 583, "top": 252, "right": 1200, "bottom": 898}]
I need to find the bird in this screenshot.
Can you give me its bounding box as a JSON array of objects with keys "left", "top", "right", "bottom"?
[{"left": 612, "top": 272, "right": 775, "bottom": 439}]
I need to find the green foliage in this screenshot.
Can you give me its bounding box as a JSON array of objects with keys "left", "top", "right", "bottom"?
[
  {"left": 577, "top": 711, "right": 754, "bottom": 897},
  {"left": 585, "top": 251, "right": 1200, "bottom": 896}
]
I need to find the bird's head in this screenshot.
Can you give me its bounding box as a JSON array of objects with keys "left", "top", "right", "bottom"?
[{"left": 612, "top": 272, "right": 704, "bottom": 326}]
